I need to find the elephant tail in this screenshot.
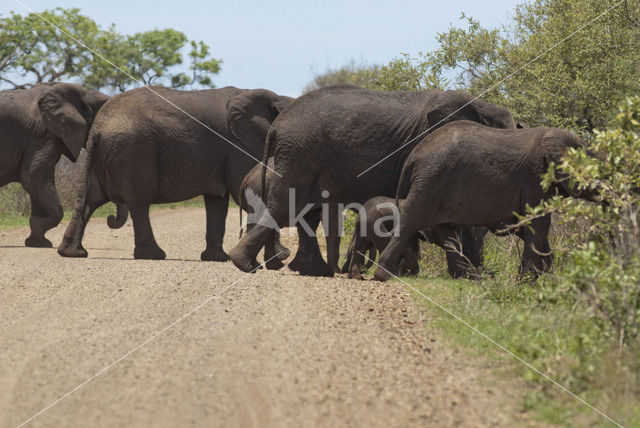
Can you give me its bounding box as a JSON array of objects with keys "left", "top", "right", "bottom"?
[
  {"left": 238, "top": 204, "right": 244, "bottom": 238},
  {"left": 395, "top": 158, "right": 414, "bottom": 208},
  {"left": 107, "top": 203, "right": 128, "bottom": 229}
]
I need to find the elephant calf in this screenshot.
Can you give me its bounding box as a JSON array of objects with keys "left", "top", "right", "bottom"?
[
  {"left": 238, "top": 158, "right": 290, "bottom": 269},
  {"left": 343, "top": 196, "right": 420, "bottom": 279},
  {"left": 375, "top": 121, "right": 599, "bottom": 281},
  {"left": 343, "top": 196, "right": 486, "bottom": 279}
]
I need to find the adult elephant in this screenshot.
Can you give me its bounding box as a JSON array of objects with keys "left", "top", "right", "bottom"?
[
  {"left": 374, "top": 121, "right": 599, "bottom": 281},
  {"left": 0, "top": 83, "right": 109, "bottom": 247},
  {"left": 230, "top": 85, "right": 516, "bottom": 276},
  {"left": 58, "top": 86, "right": 294, "bottom": 260}
]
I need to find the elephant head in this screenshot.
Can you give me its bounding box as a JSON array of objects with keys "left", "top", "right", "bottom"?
[
  {"left": 540, "top": 130, "right": 602, "bottom": 201},
  {"left": 426, "top": 90, "right": 516, "bottom": 130},
  {"left": 37, "top": 83, "right": 109, "bottom": 162},
  {"left": 226, "top": 89, "right": 294, "bottom": 156}
]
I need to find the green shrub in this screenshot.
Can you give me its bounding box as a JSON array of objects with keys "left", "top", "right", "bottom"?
[{"left": 525, "top": 96, "right": 640, "bottom": 346}]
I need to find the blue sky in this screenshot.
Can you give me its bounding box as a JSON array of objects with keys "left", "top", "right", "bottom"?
[{"left": 3, "top": 0, "right": 523, "bottom": 96}]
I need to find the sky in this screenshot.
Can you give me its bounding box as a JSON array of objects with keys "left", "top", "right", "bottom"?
[{"left": 3, "top": 0, "right": 524, "bottom": 96}]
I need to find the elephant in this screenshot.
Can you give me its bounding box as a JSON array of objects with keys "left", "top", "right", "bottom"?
[
  {"left": 342, "top": 196, "right": 487, "bottom": 279},
  {"left": 374, "top": 121, "right": 599, "bottom": 281},
  {"left": 57, "top": 86, "right": 294, "bottom": 260},
  {"left": 0, "top": 83, "right": 109, "bottom": 247},
  {"left": 230, "top": 85, "right": 516, "bottom": 276},
  {"left": 238, "top": 157, "right": 291, "bottom": 269},
  {"left": 342, "top": 196, "right": 420, "bottom": 280}
]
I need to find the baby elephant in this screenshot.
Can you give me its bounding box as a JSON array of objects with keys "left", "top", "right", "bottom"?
[
  {"left": 343, "top": 196, "right": 420, "bottom": 279},
  {"left": 239, "top": 158, "right": 290, "bottom": 269},
  {"left": 344, "top": 196, "right": 486, "bottom": 279},
  {"left": 375, "top": 121, "right": 598, "bottom": 281}
]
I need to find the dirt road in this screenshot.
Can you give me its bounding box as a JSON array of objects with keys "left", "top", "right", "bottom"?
[{"left": 0, "top": 207, "right": 530, "bottom": 427}]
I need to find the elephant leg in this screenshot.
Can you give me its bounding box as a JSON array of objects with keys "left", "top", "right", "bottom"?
[
  {"left": 324, "top": 204, "right": 341, "bottom": 273},
  {"left": 130, "top": 204, "right": 165, "bottom": 260},
  {"left": 519, "top": 215, "right": 553, "bottom": 278},
  {"left": 24, "top": 179, "right": 63, "bottom": 248},
  {"left": 398, "top": 234, "right": 420, "bottom": 276},
  {"left": 289, "top": 210, "right": 334, "bottom": 277},
  {"left": 272, "top": 231, "right": 291, "bottom": 261},
  {"left": 430, "top": 225, "right": 484, "bottom": 279},
  {"left": 58, "top": 169, "right": 109, "bottom": 258},
  {"left": 375, "top": 199, "right": 424, "bottom": 281},
  {"left": 347, "top": 236, "right": 372, "bottom": 280},
  {"left": 264, "top": 229, "right": 285, "bottom": 270},
  {"left": 201, "top": 194, "right": 230, "bottom": 262},
  {"left": 230, "top": 204, "right": 288, "bottom": 273},
  {"left": 288, "top": 210, "right": 320, "bottom": 272}
]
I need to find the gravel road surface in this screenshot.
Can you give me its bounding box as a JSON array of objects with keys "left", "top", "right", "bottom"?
[{"left": 0, "top": 207, "right": 532, "bottom": 427}]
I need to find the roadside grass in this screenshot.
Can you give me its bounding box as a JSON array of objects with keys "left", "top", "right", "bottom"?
[
  {"left": 394, "top": 234, "right": 640, "bottom": 427},
  {"left": 0, "top": 182, "right": 208, "bottom": 233}
]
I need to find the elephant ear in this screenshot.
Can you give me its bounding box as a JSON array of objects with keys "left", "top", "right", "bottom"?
[
  {"left": 226, "top": 90, "right": 293, "bottom": 147},
  {"left": 37, "top": 89, "right": 88, "bottom": 162}
]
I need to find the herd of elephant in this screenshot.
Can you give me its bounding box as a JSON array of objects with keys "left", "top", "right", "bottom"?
[{"left": 1, "top": 82, "right": 598, "bottom": 281}]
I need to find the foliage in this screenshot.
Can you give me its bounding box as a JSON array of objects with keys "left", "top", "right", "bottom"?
[
  {"left": 0, "top": 8, "right": 221, "bottom": 93},
  {"left": 303, "top": 55, "right": 447, "bottom": 93},
  {"left": 303, "top": 60, "right": 380, "bottom": 93},
  {"left": 521, "top": 96, "right": 640, "bottom": 346},
  {"left": 308, "top": 0, "right": 640, "bottom": 133},
  {"left": 418, "top": 0, "right": 640, "bottom": 132}
]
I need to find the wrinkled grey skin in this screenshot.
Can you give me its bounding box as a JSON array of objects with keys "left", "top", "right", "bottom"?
[
  {"left": 374, "top": 121, "right": 598, "bottom": 281},
  {"left": 0, "top": 83, "right": 109, "bottom": 247},
  {"left": 58, "top": 86, "right": 293, "bottom": 260},
  {"left": 342, "top": 196, "right": 420, "bottom": 280},
  {"left": 238, "top": 157, "right": 291, "bottom": 269},
  {"left": 343, "top": 196, "right": 487, "bottom": 279},
  {"left": 230, "top": 85, "right": 516, "bottom": 276}
]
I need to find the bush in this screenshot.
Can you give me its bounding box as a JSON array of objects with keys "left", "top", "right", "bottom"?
[{"left": 527, "top": 96, "right": 640, "bottom": 346}]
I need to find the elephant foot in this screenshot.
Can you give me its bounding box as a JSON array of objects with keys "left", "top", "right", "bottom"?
[
  {"left": 201, "top": 248, "right": 230, "bottom": 262},
  {"left": 265, "top": 257, "right": 285, "bottom": 270},
  {"left": 373, "top": 266, "right": 393, "bottom": 282},
  {"left": 134, "top": 245, "right": 166, "bottom": 260},
  {"left": 229, "top": 246, "right": 260, "bottom": 273},
  {"left": 329, "top": 263, "right": 341, "bottom": 274},
  {"left": 399, "top": 261, "right": 420, "bottom": 276},
  {"left": 287, "top": 255, "right": 302, "bottom": 272},
  {"left": 347, "top": 269, "right": 363, "bottom": 280},
  {"left": 274, "top": 245, "right": 291, "bottom": 261},
  {"left": 25, "top": 236, "right": 53, "bottom": 248},
  {"left": 57, "top": 244, "right": 88, "bottom": 258},
  {"left": 297, "top": 261, "right": 334, "bottom": 277}
]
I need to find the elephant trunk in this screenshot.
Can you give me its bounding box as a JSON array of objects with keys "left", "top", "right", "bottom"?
[{"left": 107, "top": 203, "right": 128, "bottom": 229}]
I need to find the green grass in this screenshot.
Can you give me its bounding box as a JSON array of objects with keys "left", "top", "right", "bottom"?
[
  {"left": 389, "top": 235, "right": 640, "bottom": 427},
  {"left": 0, "top": 197, "right": 209, "bottom": 232}
]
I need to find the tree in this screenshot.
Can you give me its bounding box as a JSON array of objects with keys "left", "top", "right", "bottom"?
[
  {"left": 0, "top": 8, "right": 222, "bottom": 93},
  {"left": 420, "top": 0, "right": 640, "bottom": 132},
  {"left": 310, "top": 0, "right": 639, "bottom": 133},
  {"left": 303, "top": 60, "right": 379, "bottom": 93}
]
